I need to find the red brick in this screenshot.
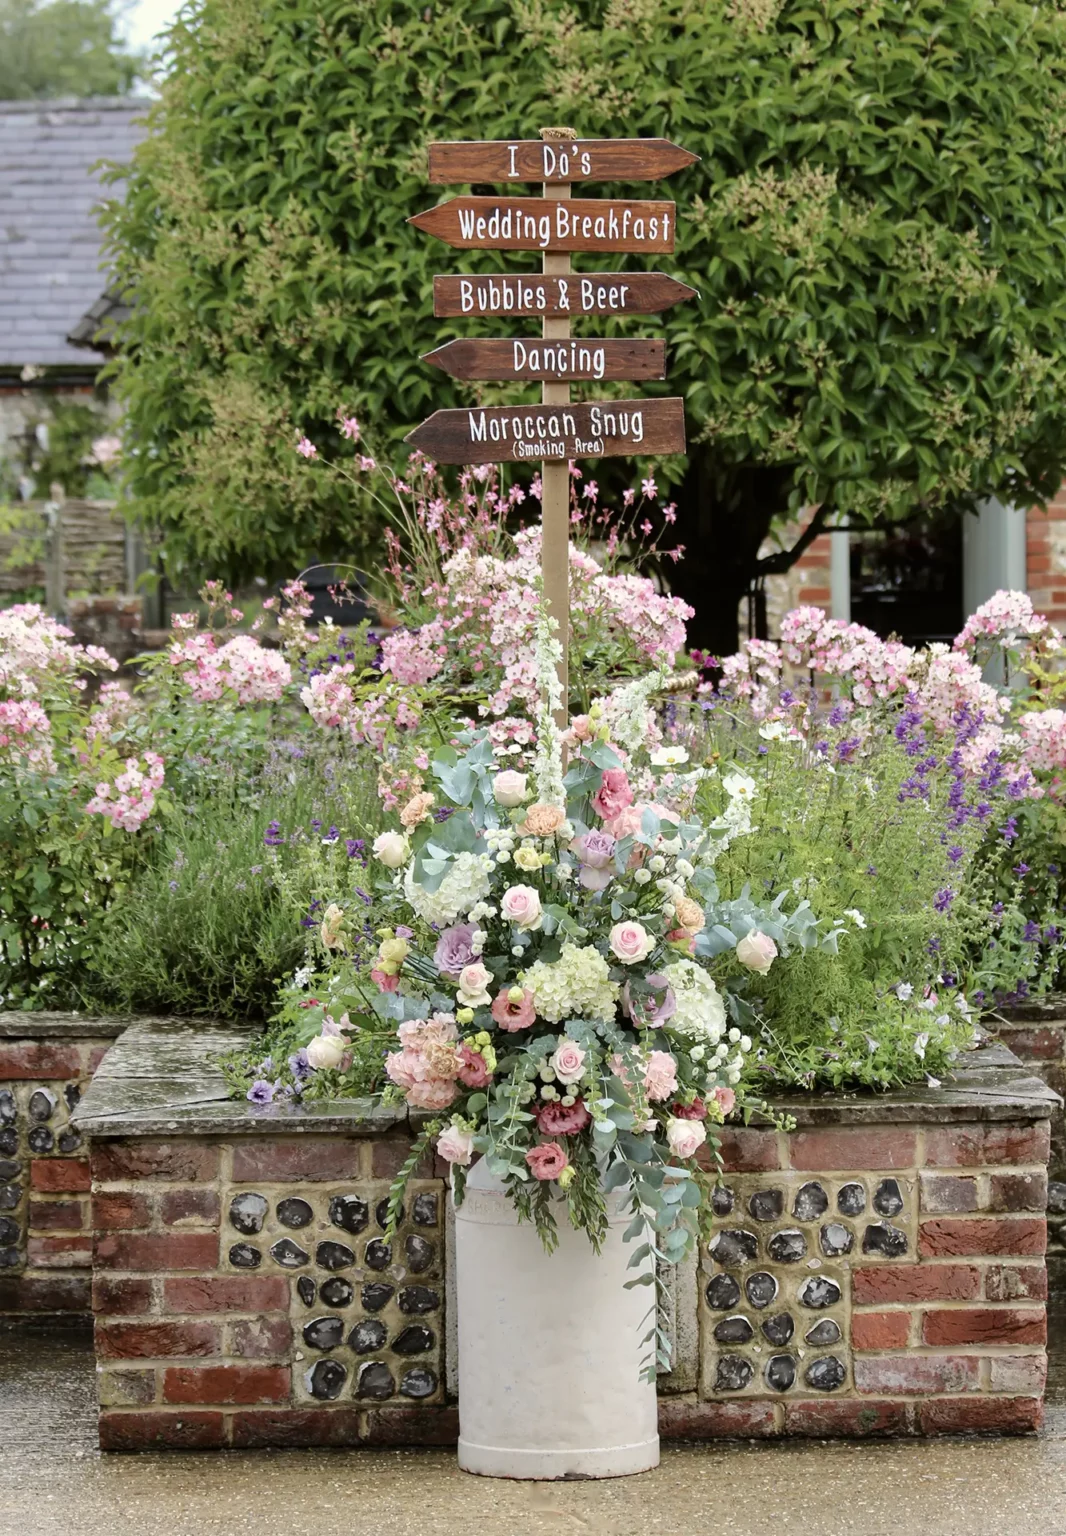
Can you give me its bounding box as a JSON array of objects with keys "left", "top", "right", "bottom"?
[
  {"left": 93, "top": 1191, "right": 151, "bottom": 1231},
  {"left": 91, "top": 1141, "right": 219, "bottom": 1184},
  {"left": 919, "top": 1175, "right": 978, "bottom": 1214},
  {"left": 87, "top": 1044, "right": 113, "bottom": 1073},
  {"left": 924, "top": 1122, "right": 1050, "bottom": 1168},
  {"left": 922, "top": 1308, "right": 1046, "bottom": 1346},
  {"left": 93, "top": 1276, "right": 153, "bottom": 1315},
  {"left": 788, "top": 1128, "right": 916, "bottom": 1171},
  {"left": 853, "top": 1265, "right": 981, "bottom": 1304},
  {"left": 658, "top": 1399, "right": 779, "bottom": 1438},
  {"left": 989, "top": 1355, "right": 1048, "bottom": 1394},
  {"left": 985, "top": 1264, "right": 1048, "bottom": 1302},
  {"left": 162, "top": 1276, "right": 290, "bottom": 1314},
  {"left": 30, "top": 1158, "right": 90, "bottom": 1193},
  {"left": 784, "top": 1400, "right": 911, "bottom": 1437},
  {"left": 989, "top": 1171, "right": 1048, "bottom": 1212},
  {"left": 995, "top": 1027, "right": 1065, "bottom": 1062},
  {"left": 99, "top": 1410, "right": 225, "bottom": 1450},
  {"left": 232, "top": 1409, "right": 362, "bottom": 1448},
  {"left": 28, "top": 1199, "right": 85, "bottom": 1231},
  {"left": 227, "top": 1316, "right": 292, "bottom": 1358},
  {"left": 231, "top": 1140, "right": 362, "bottom": 1182},
  {"left": 851, "top": 1311, "right": 911, "bottom": 1350},
  {"left": 370, "top": 1138, "right": 434, "bottom": 1179},
  {"left": 160, "top": 1188, "right": 220, "bottom": 1226},
  {"left": 96, "top": 1321, "right": 219, "bottom": 1360},
  {"left": 918, "top": 1397, "right": 1042, "bottom": 1435},
  {"left": 95, "top": 1232, "right": 219, "bottom": 1272},
  {"left": 919, "top": 1218, "right": 1045, "bottom": 1258},
  {"left": 0, "top": 1274, "right": 90, "bottom": 1313},
  {"left": 27, "top": 1234, "right": 91, "bottom": 1268},
  {"left": 715, "top": 1127, "right": 781, "bottom": 1173},
  {"left": 362, "top": 1406, "right": 462, "bottom": 1446},
  {"left": 163, "top": 1364, "right": 290, "bottom": 1405},
  {"left": 853, "top": 1354, "right": 980, "bottom": 1395},
  {"left": 0, "top": 1041, "right": 81, "bottom": 1079}
]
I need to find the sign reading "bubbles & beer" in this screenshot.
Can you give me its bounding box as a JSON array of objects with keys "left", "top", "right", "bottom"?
[{"left": 405, "top": 134, "right": 696, "bottom": 465}]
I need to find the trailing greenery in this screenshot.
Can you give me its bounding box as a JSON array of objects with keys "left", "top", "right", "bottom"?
[{"left": 104, "top": 0, "right": 1066, "bottom": 647}]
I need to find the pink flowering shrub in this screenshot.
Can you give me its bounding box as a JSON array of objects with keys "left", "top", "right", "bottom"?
[{"left": 85, "top": 752, "right": 166, "bottom": 832}]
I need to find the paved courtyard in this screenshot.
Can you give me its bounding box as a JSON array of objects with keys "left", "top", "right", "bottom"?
[{"left": 3, "top": 1312, "right": 1066, "bottom": 1536}]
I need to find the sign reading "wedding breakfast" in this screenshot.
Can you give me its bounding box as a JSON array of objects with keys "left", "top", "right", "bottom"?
[{"left": 405, "top": 131, "right": 695, "bottom": 464}]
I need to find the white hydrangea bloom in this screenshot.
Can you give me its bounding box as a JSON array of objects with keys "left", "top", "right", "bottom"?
[
  {"left": 403, "top": 852, "right": 494, "bottom": 927},
  {"left": 662, "top": 957, "right": 726, "bottom": 1042},
  {"left": 521, "top": 943, "right": 620, "bottom": 1024}
]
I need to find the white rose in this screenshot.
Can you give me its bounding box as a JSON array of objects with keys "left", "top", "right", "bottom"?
[
  {"left": 306, "top": 1032, "right": 349, "bottom": 1070},
  {"left": 493, "top": 770, "right": 529, "bottom": 807},
  {"left": 373, "top": 830, "right": 410, "bottom": 868},
  {"left": 500, "top": 884, "right": 543, "bottom": 930},
  {"left": 735, "top": 930, "right": 778, "bottom": 974},
  {"left": 437, "top": 1123, "right": 475, "bottom": 1166},
  {"left": 457, "top": 962, "right": 493, "bottom": 1008},
  {"left": 665, "top": 1117, "right": 706, "bottom": 1159}
]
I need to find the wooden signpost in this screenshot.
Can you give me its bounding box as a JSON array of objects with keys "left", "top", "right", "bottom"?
[{"left": 406, "top": 127, "right": 697, "bottom": 720}]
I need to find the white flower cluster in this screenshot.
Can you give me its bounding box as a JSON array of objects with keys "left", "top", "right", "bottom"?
[
  {"left": 521, "top": 943, "right": 620, "bottom": 1024},
  {"left": 661, "top": 957, "right": 727, "bottom": 1041},
  {"left": 531, "top": 606, "right": 566, "bottom": 809},
  {"left": 595, "top": 669, "right": 668, "bottom": 753},
  {"left": 402, "top": 851, "right": 494, "bottom": 927},
  {"left": 702, "top": 771, "right": 757, "bottom": 861}
]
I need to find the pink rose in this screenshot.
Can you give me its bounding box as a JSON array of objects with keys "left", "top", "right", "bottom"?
[
  {"left": 571, "top": 829, "right": 617, "bottom": 892},
  {"left": 493, "top": 769, "right": 528, "bottom": 807},
  {"left": 535, "top": 1099, "right": 591, "bottom": 1135},
  {"left": 500, "top": 884, "right": 542, "bottom": 930},
  {"left": 609, "top": 920, "right": 654, "bottom": 964},
  {"left": 437, "top": 1123, "right": 475, "bottom": 1165},
  {"left": 672, "top": 1096, "right": 707, "bottom": 1120},
  {"left": 491, "top": 987, "right": 536, "bottom": 1032},
  {"left": 665, "top": 1117, "right": 707, "bottom": 1160},
  {"left": 713, "top": 1086, "right": 736, "bottom": 1117},
  {"left": 525, "top": 1141, "right": 569, "bottom": 1180},
  {"left": 643, "top": 1050, "right": 678, "bottom": 1103},
  {"left": 551, "top": 1040, "right": 586, "bottom": 1084},
  {"left": 456, "top": 1043, "right": 493, "bottom": 1088},
  {"left": 371, "top": 968, "right": 399, "bottom": 993},
  {"left": 406, "top": 1078, "right": 459, "bottom": 1111},
  {"left": 457, "top": 962, "right": 493, "bottom": 1007},
  {"left": 592, "top": 767, "right": 634, "bottom": 822},
  {"left": 735, "top": 930, "right": 778, "bottom": 974}
]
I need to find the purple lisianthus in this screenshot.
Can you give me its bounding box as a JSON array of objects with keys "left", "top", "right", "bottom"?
[
  {"left": 434, "top": 922, "right": 479, "bottom": 978},
  {"left": 622, "top": 973, "right": 676, "bottom": 1027},
  {"left": 247, "top": 1078, "right": 282, "bottom": 1105},
  {"left": 571, "top": 829, "right": 617, "bottom": 891}
]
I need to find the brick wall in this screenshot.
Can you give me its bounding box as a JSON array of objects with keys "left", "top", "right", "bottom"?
[
  {"left": 1026, "top": 502, "right": 1066, "bottom": 632},
  {"left": 992, "top": 996, "right": 1066, "bottom": 1283},
  {"left": 0, "top": 1028, "right": 119, "bottom": 1317},
  {"left": 89, "top": 1113, "right": 1051, "bottom": 1450}
]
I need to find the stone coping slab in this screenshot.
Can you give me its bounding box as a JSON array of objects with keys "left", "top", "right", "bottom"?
[
  {"left": 0, "top": 1009, "right": 131, "bottom": 1039},
  {"left": 71, "top": 1017, "right": 1061, "bottom": 1140}
]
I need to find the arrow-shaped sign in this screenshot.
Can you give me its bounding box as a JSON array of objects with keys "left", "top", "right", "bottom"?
[
  {"left": 432, "top": 272, "right": 697, "bottom": 318},
  {"left": 405, "top": 398, "right": 686, "bottom": 464},
  {"left": 428, "top": 137, "right": 699, "bottom": 185},
  {"left": 423, "top": 337, "right": 666, "bottom": 382},
  {"left": 409, "top": 197, "right": 675, "bottom": 253}
]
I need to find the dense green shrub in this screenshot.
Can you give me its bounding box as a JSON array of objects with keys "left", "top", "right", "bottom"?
[{"left": 105, "top": 0, "right": 1066, "bottom": 647}]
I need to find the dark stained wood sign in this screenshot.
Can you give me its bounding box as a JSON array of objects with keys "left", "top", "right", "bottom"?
[
  {"left": 428, "top": 138, "right": 699, "bottom": 185},
  {"left": 408, "top": 197, "right": 675, "bottom": 253},
  {"left": 423, "top": 337, "right": 666, "bottom": 382},
  {"left": 405, "top": 397, "right": 686, "bottom": 464},
  {"left": 432, "top": 272, "right": 697, "bottom": 317}
]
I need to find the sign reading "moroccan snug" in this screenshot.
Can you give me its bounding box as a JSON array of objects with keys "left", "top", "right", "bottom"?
[{"left": 406, "top": 398, "right": 684, "bottom": 464}]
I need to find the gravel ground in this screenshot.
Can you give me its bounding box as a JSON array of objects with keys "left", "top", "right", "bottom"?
[{"left": 3, "top": 1311, "right": 1066, "bottom": 1536}]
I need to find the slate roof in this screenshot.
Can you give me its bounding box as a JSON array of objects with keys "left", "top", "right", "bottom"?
[{"left": 0, "top": 98, "right": 149, "bottom": 370}]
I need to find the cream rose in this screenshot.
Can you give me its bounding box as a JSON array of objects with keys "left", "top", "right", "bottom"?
[
  {"left": 609, "top": 920, "right": 654, "bottom": 965},
  {"left": 373, "top": 830, "right": 410, "bottom": 869},
  {"left": 551, "top": 1039, "right": 587, "bottom": 1084},
  {"left": 665, "top": 1116, "right": 707, "bottom": 1159},
  {"left": 500, "top": 884, "right": 543, "bottom": 930},
  {"left": 437, "top": 1123, "right": 475, "bottom": 1166},
  {"left": 735, "top": 930, "right": 778, "bottom": 974},
  {"left": 513, "top": 845, "right": 542, "bottom": 873},
  {"left": 306, "top": 1032, "right": 349, "bottom": 1070},
  {"left": 493, "top": 770, "right": 529, "bottom": 807},
  {"left": 456, "top": 961, "right": 493, "bottom": 1008}
]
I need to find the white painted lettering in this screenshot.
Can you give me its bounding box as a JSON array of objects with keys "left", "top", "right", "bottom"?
[
  {"left": 469, "top": 411, "right": 487, "bottom": 443},
  {"left": 460, "top": 279, "right": 474, "bottom": 314},
  {"left": 508, "top": 144, "right": 518, "bottom": 178}
]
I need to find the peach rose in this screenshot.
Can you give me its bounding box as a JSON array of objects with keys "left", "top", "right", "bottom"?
[
  {"left": 519, "top": 803, "right": 566, "bottom": 837},
  {"left": 609, "top": 920, "right": 654, "bottom": 964},
  {"left": 713, "top": 1085, "right": 736, "bottom": 1117}
]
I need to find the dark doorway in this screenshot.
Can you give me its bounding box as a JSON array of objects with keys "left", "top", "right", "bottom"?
[{"left": 849, "top": 516, "right": 963, "bottom": 646}]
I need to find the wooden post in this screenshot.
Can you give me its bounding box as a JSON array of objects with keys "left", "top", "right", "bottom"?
[{"left": 540, "top": 126, "right": 574, "bottom": 727}]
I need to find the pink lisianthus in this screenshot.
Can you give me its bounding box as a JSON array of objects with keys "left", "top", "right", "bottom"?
[
  {"left": 664, "top": 928, "right": 697, "bottom": 954},
  {"left": 535, "top": 1099, "right": 591, "bottom": 1135},
  {"left": 672, "top": 1096, "right": 707, "bottom": 1121},
  {"left": 525, "top": 1141, "right": 569, "bottom": 1180},
  {"left": 371, "top": 968, "right": 400, "bottom": 992},
  {"left": 592, "top": 767, "right": 633, "bottom": 822},
  {"left": 643, "top": 1050, "right": 679, "bottom": 1103},
  {"left": 713, "top": 1086, "right": 736, "bottom": 1117},
  {"left": 491, "top": 987, "right": 536, "bottom": 1032},
  {"left": 456, "top": 1043, "right": 493, "bottom": 1088}
]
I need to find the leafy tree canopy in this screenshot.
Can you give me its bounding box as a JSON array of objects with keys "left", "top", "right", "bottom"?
[
  {"left": 103, "top": 0, "right": 1066, "bottom": 647},
  {"left": 0, "top": 0, "right": 144, "bottom": 99}
]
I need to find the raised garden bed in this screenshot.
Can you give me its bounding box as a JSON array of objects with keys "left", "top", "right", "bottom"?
[{"left": 65, "top": 1016, "right": 1060, "bottom": 1449}]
